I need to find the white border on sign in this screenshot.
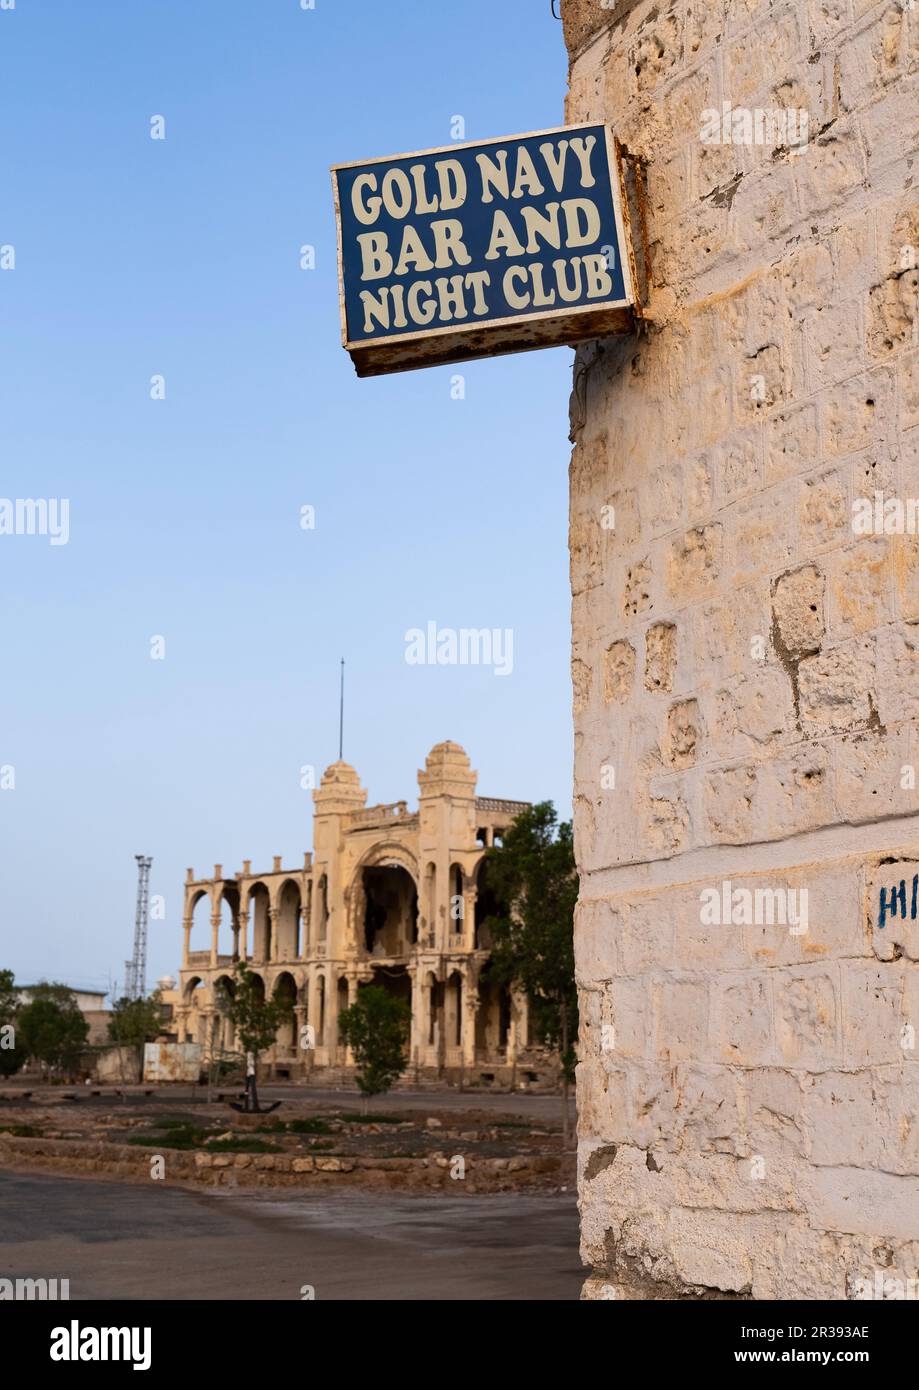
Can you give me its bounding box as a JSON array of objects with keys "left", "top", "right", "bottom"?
[{"left": 330, "top": 123, "right": 635, "bottom": 353}]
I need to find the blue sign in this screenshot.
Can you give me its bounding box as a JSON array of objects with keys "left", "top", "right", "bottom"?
[{"left": 331, "top": 124, "right": 635, "bottom": 376}]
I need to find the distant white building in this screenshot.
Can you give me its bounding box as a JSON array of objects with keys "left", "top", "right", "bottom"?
[{"left": 16, "top": 985, "right": 110, "bottom": 1044}]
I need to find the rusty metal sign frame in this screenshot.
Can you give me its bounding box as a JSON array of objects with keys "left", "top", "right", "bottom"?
[{"left": 331, "top": 123, "right": 638, "bottom": 378}]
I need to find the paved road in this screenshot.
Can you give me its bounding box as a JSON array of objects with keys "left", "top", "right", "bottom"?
[{"left": 0, "top": 1171, "right": 582, "bottom": 1301}]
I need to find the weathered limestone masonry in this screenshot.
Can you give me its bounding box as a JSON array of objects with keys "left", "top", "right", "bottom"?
[{"left": 562, "top": 0, "right": 919, "bottom": 1297}]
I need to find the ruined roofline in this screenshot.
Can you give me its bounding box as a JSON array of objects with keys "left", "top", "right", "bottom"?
[
  {"left": 347, "top": 800, "right": 417, "bottom": 827},
  {"left": 184, "top": 798, "right": 532, "bottom": 887},
  {"left": 185, "top": 853, "right": 312, "bottom": 888},
  {"left": 235, "top": 864, "right": 312, "bottom": 883},
  {"left": 347, "top": 795, "right": 531, "bottom": 823}
]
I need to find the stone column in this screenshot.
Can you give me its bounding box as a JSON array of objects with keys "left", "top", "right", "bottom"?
[
  {"left": 343, "top": 972, "right": 360, "bottom": 1067},
  {"left": 293, "top": 1004, "right": 308, "bottom": 1067},
  {"left": 182, "top": 916, "right": 192, "bottom": 968},
  {"left": 306, "top": 971, "right": 320, "bottom": 1048},
  {"left": 516, "top": 992, "right": 530, "bottom": 1053},
  {"left": 407, "top": 966, "right": 420, "bottom": 1066},
  {"left": 268, "top": 907, "right": 279, "bottom": 962},
  {"left": 326, "top": 980, "right": 341, "bottom": 1060},
  {"left": 462, "top": 989, "right": 478, "bottom": 1069},
  {"left": 463, "top": 883, "right": 476, "bottom": 951},
  {"left": 506, "top": 992, "right": 520, "bottom": 1066},
  {"left": 209, "top": 912, "right": 221, "bottom": 967}
]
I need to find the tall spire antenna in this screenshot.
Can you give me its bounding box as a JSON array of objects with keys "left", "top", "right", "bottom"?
[{"left": 338, "top": 658, "right": 345, "bottom": 761}]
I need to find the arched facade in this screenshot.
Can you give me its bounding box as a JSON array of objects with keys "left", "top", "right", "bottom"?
[{"left": 175, "top": 742, "right": 549, "bottom": 1085}]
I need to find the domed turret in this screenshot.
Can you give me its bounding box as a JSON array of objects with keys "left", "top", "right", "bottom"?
[
  {"left": 313, "top": 760, "right": 367, "bottom": 814},
  {"left": 418, "top": 741, "right": 477, "bottom": 798}
]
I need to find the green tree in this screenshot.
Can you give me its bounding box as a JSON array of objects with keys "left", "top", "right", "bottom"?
[
  {"left": 215, "top": 961, "right": 292, "bottom": 1113},
  {"left": 479, "top": 801, "right": 579, "bottom": 1148},
  {"left": 0, "top": 969, "right": 27, "bottom": 1077},
  {"left": 338, "top": 985, "right": 410, "bottom": 1106},
  {"left": 108, "top": 992, "right": 167, "bottom": 1048},
  {"left": 16, "top": 982, "right": 90, "bottom": 1076},
  {"left": 0, "top": 970, "right": 18, "bottom": 1021}
]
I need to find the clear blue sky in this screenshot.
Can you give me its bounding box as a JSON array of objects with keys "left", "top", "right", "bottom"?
[{"left": 0, "top": 0, "right": 574, "bottom": 996}]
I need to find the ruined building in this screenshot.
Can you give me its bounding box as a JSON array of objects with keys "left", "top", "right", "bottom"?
[
  {"left": 564, "top": 0, "right": 919, "bottom": 1297},
  {"left": 176, "top": 742, "right": 548, "bottom": 1085}
]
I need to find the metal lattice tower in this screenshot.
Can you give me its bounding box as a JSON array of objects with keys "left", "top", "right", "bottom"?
[{"left": 127, "top": 855, "right": 153, "bottom": 1000}]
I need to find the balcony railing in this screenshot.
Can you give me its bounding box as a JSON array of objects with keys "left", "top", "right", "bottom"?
[
  {"left": 475, "top": 797, "right": 530, "bottom": 816},
  {"left": 186, "top": 952, "right": 233, "bottom": 968}
]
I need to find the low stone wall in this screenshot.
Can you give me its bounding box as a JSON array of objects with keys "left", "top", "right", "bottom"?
[{"left": 0, "top": 1134, "right": 564, "bottom": 1193}]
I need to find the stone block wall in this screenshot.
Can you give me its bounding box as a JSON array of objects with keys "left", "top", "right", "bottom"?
[{"left": 563, "top": 0, "right": 919, "bottom": 1298}]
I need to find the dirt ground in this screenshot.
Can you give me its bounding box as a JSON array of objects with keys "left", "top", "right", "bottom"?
[{"left": 0, "top": 1087, "right": 574, "bottom": 1192}]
